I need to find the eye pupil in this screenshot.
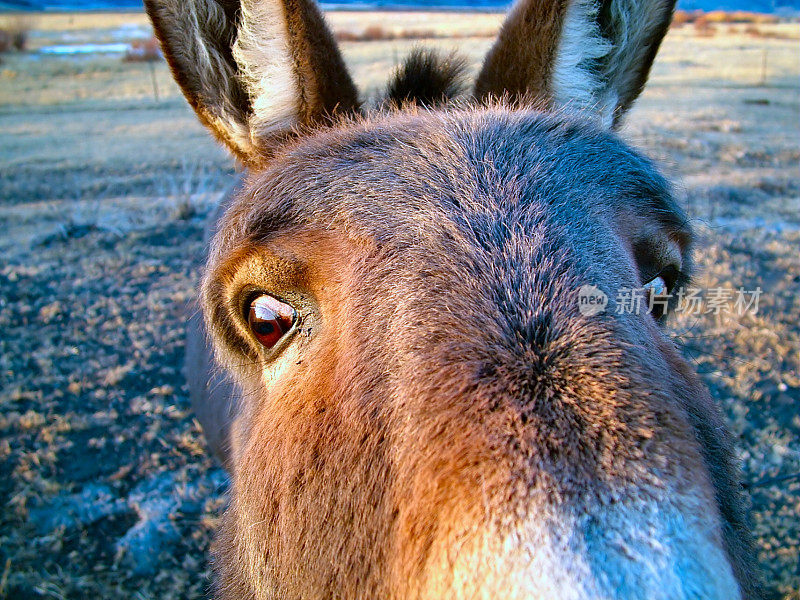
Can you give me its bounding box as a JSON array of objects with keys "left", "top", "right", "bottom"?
[
  {"left": 253, "top": 320, "right": 276, "bottom": 336},
  {"left": 247, "top": 295, "right": 296, "bottom": 349}
]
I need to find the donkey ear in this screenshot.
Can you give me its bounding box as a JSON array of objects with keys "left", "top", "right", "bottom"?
[
  {"left": 144, "top": 0, "right": 359, "bottom": 165},
  {"left": 474, "top": 0, "right": 676, "bottom": 128}
]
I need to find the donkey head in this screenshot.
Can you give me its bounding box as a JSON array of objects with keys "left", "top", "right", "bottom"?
[{"left": 146, "top": 0, "right": 762, "bottom": 598}]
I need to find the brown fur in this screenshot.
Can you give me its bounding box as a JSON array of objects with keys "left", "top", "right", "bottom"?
[
  {"left": 280, "top": 0, "right": 360, "bottom": 125},
  {"left": 144, "top": 0, "right": 764, "bottom": 597},
  {"left": 659, "top": 341, "right": 764, "bottom": 600},
  {"left": 145, "top": 0, "right": 254, "bottom": 162},
  {"left": 474, "top": 0, "right": 567, "bottom": 107},
  {"left": 193, "top": 108, "right": 761, "bottom": 599},
  {"left": 475, "top": 0, "right": 677, "bottom": 127},
  {"left": 598, "top": 0, "right": 677, "bottom": 125}
]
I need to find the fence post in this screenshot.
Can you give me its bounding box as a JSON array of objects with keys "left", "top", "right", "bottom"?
[{"left": 149, "top": 60, "right": 160, "bottom": 103}]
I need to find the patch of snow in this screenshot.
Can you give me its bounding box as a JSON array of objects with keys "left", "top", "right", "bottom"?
[{"left": 39, "top": 43, "right": 129, "bottom": 55}]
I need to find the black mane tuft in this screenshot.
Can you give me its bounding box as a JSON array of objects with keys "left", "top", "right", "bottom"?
[{"left": 385, "top": 49, "right": 469, "bottom": 108}]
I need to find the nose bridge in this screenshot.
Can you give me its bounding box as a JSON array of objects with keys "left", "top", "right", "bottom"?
[
  {"left": 379, "top": 234, "right": 742, "bottom": 599},
  {"left": 388, "top": 309, "right": 679, "bottom": 511},
  {"left": 384, "top": 229, "right": 660, "bottom": 490}
]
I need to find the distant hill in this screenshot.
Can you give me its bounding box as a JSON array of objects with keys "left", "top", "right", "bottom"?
[{"left": 1, "top": 0, "right": 799, "bottom": 12}]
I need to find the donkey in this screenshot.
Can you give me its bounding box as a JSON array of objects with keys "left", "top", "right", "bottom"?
[{"left": 145, "top": 0, "right": 763, "bottom": 598}]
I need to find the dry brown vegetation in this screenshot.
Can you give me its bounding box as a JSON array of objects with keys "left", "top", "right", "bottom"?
[
  {"left": 694, "top": 15, "right": 718, "bottom": 37},
  {"left": 0, "top": 16, "right": 32, "bottom": 53},
  {"left": 0, "top": 10, "right": 798, "bottom": 600},
  {"left": 335, "top": 23, "right": 496, "bottom": 41},
  {"left": 334, "top": 25, "right": 443, "bottom": 42},
  {"left": 336, "top": 24, "right": 433, "bottom": 41},
  {"left": 672, "top": 9, "right": 782, "bottom": 29},
  {"left": 123, "top": 36, "right": 161, "bottom": 62},
  {"left": 707, "top": 9, "right": 780, "bottom": 23}
]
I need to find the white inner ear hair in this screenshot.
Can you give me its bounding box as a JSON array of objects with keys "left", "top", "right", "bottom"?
[
  {"left": 178, "top": 0, "right": 255, "bottom": 155},
  {"left": 552, "top": 0, "right": 669, "bottom": 129},
  {"left": 232, "top": 0, "right": 301, "bottom": 143},
  {"left": 602, "top": 0, "right": 673, "bottom": 109},
  {"left": 551, "top": 0, "right": 615, "bottom": 128}
]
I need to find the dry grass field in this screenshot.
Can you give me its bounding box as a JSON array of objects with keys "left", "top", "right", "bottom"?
[{"left": 0, "top": 10, "right": 798, "bottom": 600}]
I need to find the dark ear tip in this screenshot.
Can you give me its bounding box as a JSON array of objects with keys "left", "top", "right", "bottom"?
[
  {"left": 142, "top": 0, "right": 161, "bottom": 17},
  {"left": 385, "top": 49, "right": 469, "bottom": 108}
]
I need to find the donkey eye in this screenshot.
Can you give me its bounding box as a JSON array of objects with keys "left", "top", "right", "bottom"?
[
  {"left": 247, "top": 295, "right": 297, "bottom": 349},
  {"left": 644, "top": 264, "right": 680, "bottom": 293},
  {"left": 643, "top": 275, "right": 668, "bottom": 297},
  {"left": 642, "top": 265, "right": 680, "bottom": 321}
]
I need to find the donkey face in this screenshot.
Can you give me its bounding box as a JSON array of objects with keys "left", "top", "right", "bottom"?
[{"left": 146, "top": 0, "right": 762, "bottom": 598}]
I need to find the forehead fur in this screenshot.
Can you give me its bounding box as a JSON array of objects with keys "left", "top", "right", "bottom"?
[
  {"left": 207, "top": 105, "right": 689, "bottom": 378},
  {"left": 214, "top": 106, "right": 684, "bottom": 270}
]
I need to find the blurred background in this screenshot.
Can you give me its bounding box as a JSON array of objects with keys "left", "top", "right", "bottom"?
[{"left": 0, "top": 0, "right": 798, "bottom": 598}]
